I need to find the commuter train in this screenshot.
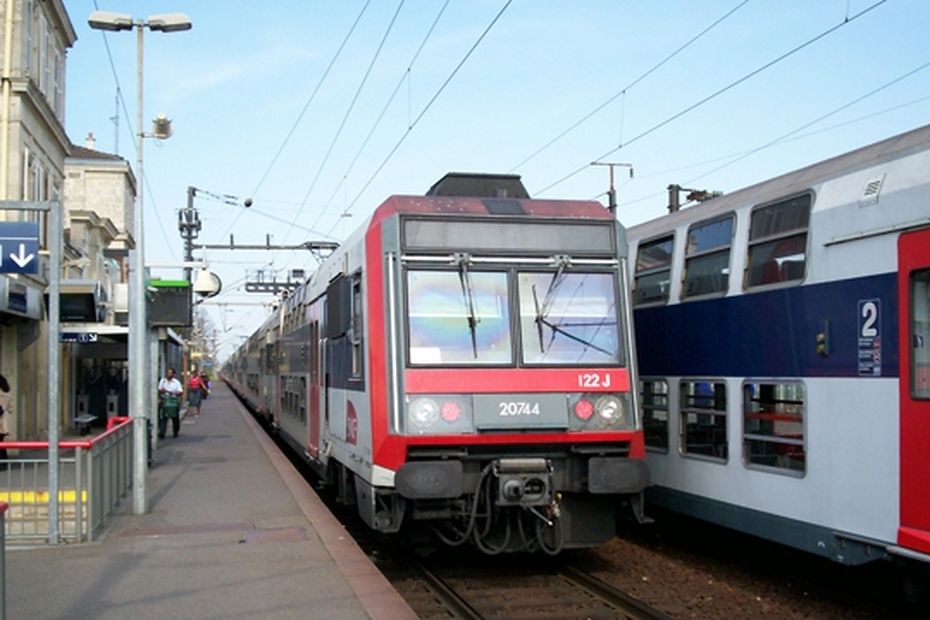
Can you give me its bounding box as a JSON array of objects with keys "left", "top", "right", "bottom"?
[
  {"left": 627, "top": 124, "right": 930, "bottom": 572},
  {"left": 224, "top": 173, "right": 648, "bottom": 553}
]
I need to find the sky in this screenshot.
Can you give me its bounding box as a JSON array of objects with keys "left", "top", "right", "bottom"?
[{"left": 62, "top": 0, "right": 930, "bottom": 361}]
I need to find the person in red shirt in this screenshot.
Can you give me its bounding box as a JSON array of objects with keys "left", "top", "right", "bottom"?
[{"left": 188, "top": 372, "right": 204, "bottom": 417}]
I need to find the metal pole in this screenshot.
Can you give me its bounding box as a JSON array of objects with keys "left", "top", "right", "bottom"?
[
  {"left": 130, "top": 22, "right": 148, "bottom": 515},
  {"left": 47, "top": 201, "right": 61, "bottom": 543},
  {"left": 591, "top": 161, "right": 632, "bottom": 217},
  {"left": 184, "top": 186, "right": 195, "bottom": 283}
]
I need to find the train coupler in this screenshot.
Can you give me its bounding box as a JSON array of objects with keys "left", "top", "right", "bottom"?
[{"left": 494, "top": 458, "right": 553, "bottom": 508}]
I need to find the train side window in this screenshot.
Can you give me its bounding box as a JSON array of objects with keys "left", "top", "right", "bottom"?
[
  {"left": 683, "top": 215, "right": 734, "bottom": 299},
  {"left": 351, "top": 272, "right": 364, "bottom": 379},
  {"left": 634, "top": 234, "right": 674, "bottom": 305},
  {"left": 680, "top": 380, "right": 727, "bottom": 461},
  {"left": 911, "top": 269, "right": 930, "bottom": 399},
  {"left": 743, "top": 382, "right": 805, "bottom": 474},
  {"left": 640, "top": 379, "right": 669, "bottom": 452},
  {"left": 745, "top": 194, "right": 811, "bottom": 288}
]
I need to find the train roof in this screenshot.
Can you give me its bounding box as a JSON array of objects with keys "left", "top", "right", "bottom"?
[
  {"left": 369, "top": 194, "right": 615, "bottom": 226},
  {"left": 426, "top": 172, "right": 530, "bottom": 198},
  {"left": 630, "top": 123, "right": 930, "bottom": 232}
]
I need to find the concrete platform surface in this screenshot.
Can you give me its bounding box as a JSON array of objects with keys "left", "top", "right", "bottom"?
[{"left": 5, "top": 382, "right": 416, "bottom": 620}]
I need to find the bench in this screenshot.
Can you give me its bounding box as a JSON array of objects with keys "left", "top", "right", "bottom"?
[{"left": 74, "top": 414, "right": 98, "bottom": 436}]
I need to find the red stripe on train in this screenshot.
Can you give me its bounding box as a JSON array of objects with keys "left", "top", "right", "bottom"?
[{"left": 405, "top": 368, "right": 630, "bottom": 393}]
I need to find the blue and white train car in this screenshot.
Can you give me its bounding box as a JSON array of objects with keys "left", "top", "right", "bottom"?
[{"left": 627, "top": 124, "right": 930, "bottom": 569}]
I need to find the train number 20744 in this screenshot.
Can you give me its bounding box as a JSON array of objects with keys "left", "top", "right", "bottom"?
[
  {"left": 499, "top": 402, "right": 541, "bottom": 416},
  {"left": 578, "top": 372, "right": 612, "bottom": 388}
]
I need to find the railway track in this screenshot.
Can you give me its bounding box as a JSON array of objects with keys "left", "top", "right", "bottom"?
[
  {"left": 408, "top": 559, "right": 671, "bottom": 620},
  {"left": 231, "top": 385, "right": 671, "bottom": 619}
]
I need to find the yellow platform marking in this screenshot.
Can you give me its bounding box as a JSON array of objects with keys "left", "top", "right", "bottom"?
[{"left": 0, "top": 490, "right": 87, "bottom": 504}]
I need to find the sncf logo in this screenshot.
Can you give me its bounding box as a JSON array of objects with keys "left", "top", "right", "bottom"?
[{"left": 346, "top": 402, "right": 358, "bottom": 446}]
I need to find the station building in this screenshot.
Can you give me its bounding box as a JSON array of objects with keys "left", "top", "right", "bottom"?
[{"left": 0, "top": 0, "right": 76, "bottom": 439}]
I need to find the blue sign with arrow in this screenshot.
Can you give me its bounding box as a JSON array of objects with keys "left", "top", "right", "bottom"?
[{"left": 0, "top": 222, "right": 39, "bottom": 274}]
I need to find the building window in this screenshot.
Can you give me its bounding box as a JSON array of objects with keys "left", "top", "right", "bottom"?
[
  {"left": 634, "top": 234, "right": 674, "bottom": 305},
  {"left": 640, "top": 379, "right": 669, "bottom": 451},
  {"left": 680, "top": 380, "right": 727, "bottom": 461},
  {"left": 683, "top": 215, "right": 734, "bottom": 298},
  {"left": 746, "top": 194, "right": 811, "bottom": 288},
  {"left": 39, "top": 13, "right": 49, "bottom": 94},
  {"left": 22, "top": 0, "right": 34, "bottom": 73},
  {"left": 350, "top": 272, "right": 363, "bottom": 378},
  {"left": 54, "top": 48, "right": 65, "bottom": 119},
  {"left": 911, "top": 270, "right": 930, "bottom": 400},
  {"left": 743, "top": 382, "right": 805, "bottom": 474}
]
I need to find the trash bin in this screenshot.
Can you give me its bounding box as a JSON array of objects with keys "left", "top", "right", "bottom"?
[{"left": 158, "top": 395, "right": 180, "bottom": 439}]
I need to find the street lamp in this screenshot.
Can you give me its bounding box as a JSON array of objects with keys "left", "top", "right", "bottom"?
[{"left": 88, "top": 10, "right": 191, "bottom": 515}]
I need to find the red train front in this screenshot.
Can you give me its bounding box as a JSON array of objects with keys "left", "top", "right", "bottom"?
[{"left": 226, "top": 173, "right": 648, "bottom": 553}]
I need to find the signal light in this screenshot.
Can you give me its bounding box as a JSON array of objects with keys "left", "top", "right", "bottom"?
[
  {"left": 573, "top": 398, "right": 595, "bottom": 421},
  {"left": 441, "top": 401, "right": 462, "bottom": 423}
]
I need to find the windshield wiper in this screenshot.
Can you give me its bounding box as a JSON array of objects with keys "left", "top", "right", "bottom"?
[
  {"left": 537, "top": 316, "right": 615, "bottom": 357},
  {"left": 534, "top": 257, "right": 570, "bottom": 354},
  {"left": 454, "top": 253, "right": 479, "bottom": 359}
]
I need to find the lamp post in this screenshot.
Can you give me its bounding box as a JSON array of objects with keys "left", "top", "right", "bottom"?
[{"left": 88, "top": 10, "right": 191, "bottom": 515}]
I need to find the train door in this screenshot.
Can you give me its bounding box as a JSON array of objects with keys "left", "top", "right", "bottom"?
[
  {"left": 308, "top": 320, "right": 321, "bottom": 459},
  {"left": 898, "top": 226, "right": 930, "bottom": 555}
]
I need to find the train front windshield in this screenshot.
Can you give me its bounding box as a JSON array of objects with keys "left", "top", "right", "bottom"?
[{"left": 407, "top": 269, "right": 622, "bottom": 366}]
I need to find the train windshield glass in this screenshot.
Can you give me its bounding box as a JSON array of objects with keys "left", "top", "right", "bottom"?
[
  {"left": 518, "top": 272, "right": 620, "bottom": 365},
  {"left": 407, "top": 270, "right": 512, "bottom": 365}
]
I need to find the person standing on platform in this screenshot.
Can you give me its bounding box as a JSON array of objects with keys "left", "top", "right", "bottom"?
[
  {"left": 187, "top": 371, "right": 203, "bottom": 417},
  {"left": 200, "top": 372, "right": 211, "bottom": 400},
  {"left": 157, "top": 368, "right": 183, "bottom": 439},
  {"left": 0, "top": 374, "right": 12, "bottom": 469}
]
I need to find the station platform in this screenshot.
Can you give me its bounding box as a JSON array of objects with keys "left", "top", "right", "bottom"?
[{"left": 5, "top": 382, "right": 416, "bottom": 619}]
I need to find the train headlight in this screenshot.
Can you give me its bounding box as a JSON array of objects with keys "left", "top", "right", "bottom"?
[
  {"left": 595, "top": 394, "right": 624, "bottom": 422},
  {"left": 409, "top": 397, "right": 439, "bottom": 428},
  {"left": 405, "top": 394, "right": 474, "bottom": 435}
]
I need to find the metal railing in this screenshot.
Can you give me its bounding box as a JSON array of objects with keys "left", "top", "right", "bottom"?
[{"left": 0, "top": 417, "right": 133, "bottom": 544}]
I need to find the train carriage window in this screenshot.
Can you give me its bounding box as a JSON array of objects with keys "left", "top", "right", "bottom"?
[
  {"left": 746, "top": 194, "right": 811, "bottom": 288},
  {"left": 743, "top": 382, "right": 805, "bottom": 474},
  {"left": 640, "top": 379, "right": 669, "bottom": 451},
  {"left": 351, "top": 272, "right": 364, "bottom": 379},
  {"left": 680, "top": 380, "right": 727, "bottom": 461},
  {"left": 518, "top": 271, "right": 621, "bottom": 365},
  {"left": 683, "top": 215, "right": 734, "bottom": 298},
  {"left": 407, "top": 270, "right": 512, "bottom": 365},
  {"left": 912, "top": 270, "right": 930, "bottom": 400},
  {"left": 634, "top": 235, "right": 674, "bottom": 305}
]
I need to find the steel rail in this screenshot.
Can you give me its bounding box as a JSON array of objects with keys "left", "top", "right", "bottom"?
[
  {"left": 413, "top": 561, "right": 484, "bottom": 620},
  {"left": 561, "top": 566, "right": 672, "bottom": 620}
]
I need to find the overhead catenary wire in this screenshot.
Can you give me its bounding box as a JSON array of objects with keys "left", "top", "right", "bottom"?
[
  {"left": 509, "top": 0, "right": 752, "bottom": 173},
  {"left": 625, "top": 93, "right": 930, "bottom": 184},
  {"left": 317, "top": 0, "right": 452, "bottom": 226},
  {"left": 246, "top": 0, "right": 372, "bottom": 201},
  {"left": 618, "top": 65, "right": 930, "bottom": 210},
  {"left": 532, "top": 0, "right": 889, "bottom": 197},
  {"left": 291, "top": 0, "right": 452, "bottom": 278},
  {"left": 292, "top": 0, "right": 408, "bottom": 243},
  {"left": 222, "top": 0, "right": 374, "bottom": 241},
  {"left": 334, "top": 0, "right": 515, "bottom": 230},
  {"left": 678, "top": 58, "right": 930, "bottom": 188}
]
